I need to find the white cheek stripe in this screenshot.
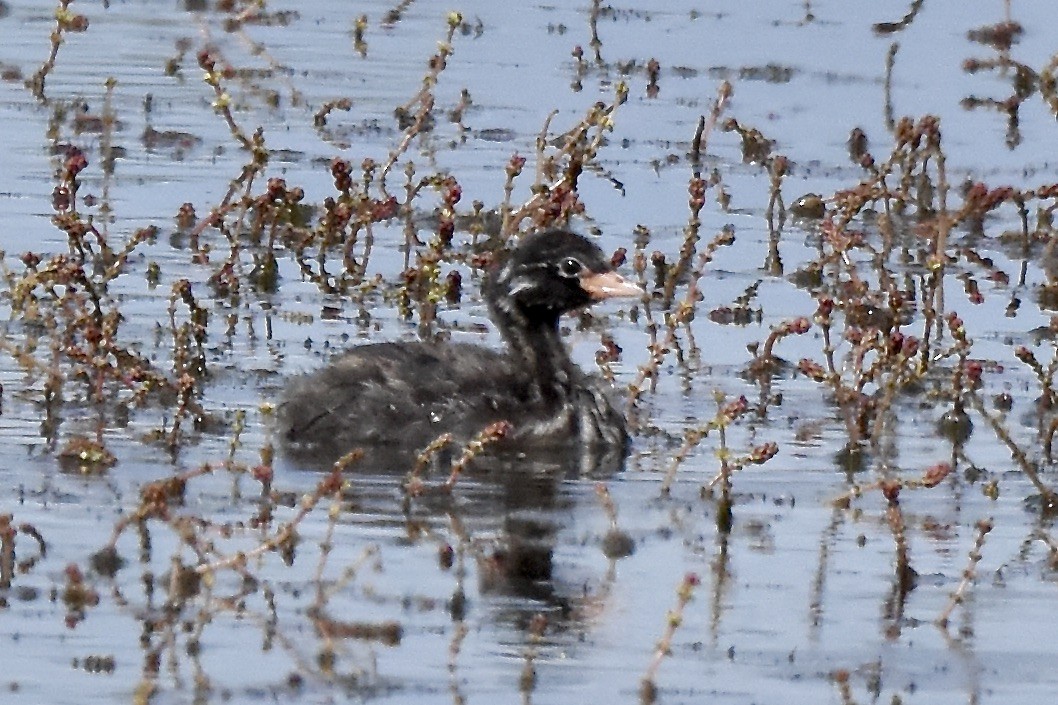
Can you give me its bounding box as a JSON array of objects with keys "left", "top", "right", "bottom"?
[{"left": 507, "top": 276, "right": 536, "bottom": 298}]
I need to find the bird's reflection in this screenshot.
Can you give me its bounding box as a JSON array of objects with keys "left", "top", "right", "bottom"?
[{"left": 280, "top": 438, "right": 627, "bottom": 624}]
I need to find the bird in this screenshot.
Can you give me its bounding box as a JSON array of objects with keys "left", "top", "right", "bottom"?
[{"left": 276, "top": 228, "right": 641, "bottom": 466}]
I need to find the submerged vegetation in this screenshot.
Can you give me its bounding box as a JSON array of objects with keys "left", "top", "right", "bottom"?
[{"left": 2, "top": 0, "right": 1058, "bottom": 702}]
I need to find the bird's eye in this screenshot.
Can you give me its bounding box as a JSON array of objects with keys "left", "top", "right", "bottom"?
[{"left": 559, "top": 257, "right": 583, "bottom": 277}]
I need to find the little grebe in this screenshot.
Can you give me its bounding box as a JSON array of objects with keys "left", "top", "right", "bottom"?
[{"left": 277, "top": 229, "right": 641, "bottom": 461}]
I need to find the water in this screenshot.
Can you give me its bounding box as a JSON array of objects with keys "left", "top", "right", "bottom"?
[{"left": 0, "top": 1, "right": 1057, "bottom": 703}]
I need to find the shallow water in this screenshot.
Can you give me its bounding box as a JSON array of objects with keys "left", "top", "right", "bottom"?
[{"left": 1, "top": 1, "right": 1058, "bottom": 703}]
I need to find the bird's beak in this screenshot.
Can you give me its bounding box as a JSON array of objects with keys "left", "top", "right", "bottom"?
[{"left": 579, "top": 270, "right": 643, "bottom": 300}]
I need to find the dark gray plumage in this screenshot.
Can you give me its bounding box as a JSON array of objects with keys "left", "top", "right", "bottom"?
[{"left": 277, "top": 229, "right": 641, "bottom": 464}]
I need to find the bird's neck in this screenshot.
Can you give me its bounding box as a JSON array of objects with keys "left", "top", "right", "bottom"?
[{"left": 492, "top": 304, "right": 577, "bottom": 404}]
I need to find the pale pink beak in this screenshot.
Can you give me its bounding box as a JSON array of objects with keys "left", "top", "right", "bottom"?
[{"left": 579, "top": 270, "right": 643, "bottom": 300}]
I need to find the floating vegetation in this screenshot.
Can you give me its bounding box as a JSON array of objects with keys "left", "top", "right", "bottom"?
[{"left": 2, "top": 0, "right": 1058, "bottom": 702}]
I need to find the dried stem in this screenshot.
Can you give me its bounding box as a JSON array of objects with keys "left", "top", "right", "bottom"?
[
  {"left": 936, "top": 518, "right": 993, "bottom": 628},
  {"left": 640, "top": 573, "right": 701, "bottom": 704}
]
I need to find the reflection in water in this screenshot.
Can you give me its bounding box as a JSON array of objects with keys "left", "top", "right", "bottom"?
[
  {"left": 286, "top": 438, "right": 627, "bottom": 615},
  {"left": 3, "top": 0, "right": 1058, "bottom": 702}
]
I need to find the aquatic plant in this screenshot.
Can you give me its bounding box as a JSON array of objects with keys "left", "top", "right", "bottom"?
[{"left": 5, "top": 1, "right": 1058, "bottom": 702}]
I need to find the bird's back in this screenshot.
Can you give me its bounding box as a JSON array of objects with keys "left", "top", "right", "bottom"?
[{"left": 278, "top": 340, "right": 535, "bottom": 456}]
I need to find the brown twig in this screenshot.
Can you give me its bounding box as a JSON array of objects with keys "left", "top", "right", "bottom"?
[
  {"left": 640, "top": 572, "right": 701, "bottom": 704},
  {"left": 936, "top": 518, "right": 993, "bottom": 628}
]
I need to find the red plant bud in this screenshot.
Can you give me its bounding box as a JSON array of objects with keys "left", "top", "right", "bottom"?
[{"left": 921, "top": 462, "right": 952, "bottom": 488}]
